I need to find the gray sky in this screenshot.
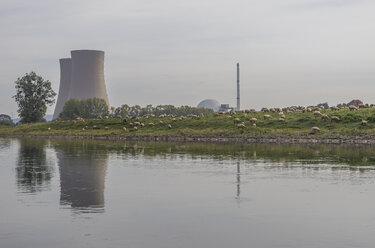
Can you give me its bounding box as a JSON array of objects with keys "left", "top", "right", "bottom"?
[{"left": 1, "top": 0, "right": 375, "bottom": 117}]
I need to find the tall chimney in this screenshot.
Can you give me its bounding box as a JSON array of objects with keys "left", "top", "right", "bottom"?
[{"left": 236, "top": 63, "right": 240, "bottom": 111}]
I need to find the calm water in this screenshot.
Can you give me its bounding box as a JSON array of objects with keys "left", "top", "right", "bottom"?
[{"left": 1, "top": 138, "right": 375, "bottom": 248}]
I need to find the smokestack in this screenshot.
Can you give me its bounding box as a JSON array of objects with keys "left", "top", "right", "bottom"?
[
  {"left": 68, "top": 50, "right": 110, "bottom": 107},
  {"left": 236, "top": 63, "right": 240, "bottom": 111},
  {"left": 53, "top": 58, "right": 72, "bottom": 119}
]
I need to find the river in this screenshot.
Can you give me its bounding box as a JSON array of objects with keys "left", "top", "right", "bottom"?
[{"left": 0, "top": 138, "right": 374, "bottom": 248}]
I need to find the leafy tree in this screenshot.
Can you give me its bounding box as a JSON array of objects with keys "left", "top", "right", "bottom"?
[
  {"left": 0, "top": 114, "right": 14, "bottom": 126},
  {"left": 60, "top": 98, "right": 109, "bottom": 120},
  {"left": 59, "top": 98, "right": 81, "bottom": 120},
  {"left": 79, "top": 98, "right": 109, "bottom": 119},
  {"left": 13, "top": 72, "right": 56, "bottom": 123}
]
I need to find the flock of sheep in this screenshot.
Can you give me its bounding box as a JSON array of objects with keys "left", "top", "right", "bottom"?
[{"left": 51, "top": 103, "right": 371, "bottom": 134}]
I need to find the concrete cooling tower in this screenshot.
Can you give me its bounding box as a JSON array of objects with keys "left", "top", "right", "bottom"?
[
  {"left": 53, "top": 58, "right": 72, "bottom": 120},
  {"left": 53, "top": 50, "right": 109, "bottom": 119},
  {"left": 68, "top": 50, "right": 109, "bottom": 106}
]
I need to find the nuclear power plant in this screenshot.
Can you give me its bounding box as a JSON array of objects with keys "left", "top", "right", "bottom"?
[
  {"left": 197, "top": 62, "right": 240, "bottom": 112},
  {"left": 53, "top": 50, "right": 109, "bottom": 120},
  {"left": 53, "top": 58, "right": 72, "bottom": 120}
]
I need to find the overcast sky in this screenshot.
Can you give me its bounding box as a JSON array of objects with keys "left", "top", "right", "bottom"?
[{"left": 1, "top": 0, "right": 375, "bottom": 117}]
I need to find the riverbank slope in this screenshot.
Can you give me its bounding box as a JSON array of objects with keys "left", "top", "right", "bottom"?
[{"left": 1, "top": 106, "right": 375, "bottom": 144}]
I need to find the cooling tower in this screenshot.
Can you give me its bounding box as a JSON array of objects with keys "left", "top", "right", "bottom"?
[
  {"left": 53, "top": 58, "right": 72, "bottom": 120},
  {"left": 68, "top": 50, "right": 109, "bottom": 106}
]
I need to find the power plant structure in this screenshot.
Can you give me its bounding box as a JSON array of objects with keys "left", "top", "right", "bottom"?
[
  {"left": 196, "top": 62, "right": 240, "bottom": 112},
  {"left": 53, "top": 50, "right": 109, "bottom": 120},
  {"left": 236, "top": 62, "right": 240, "bottom": 111},
  {"left": 53, "top": 58, "right": 72, "bottom": 120}
]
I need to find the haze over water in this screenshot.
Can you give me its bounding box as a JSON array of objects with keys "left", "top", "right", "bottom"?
[{"left": 1, "top": 138, "right": 375, "bottom": 248}]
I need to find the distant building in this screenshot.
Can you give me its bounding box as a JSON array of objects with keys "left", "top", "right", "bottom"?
[
  {"left": 347, "top": 99, "right": 363, "bottom": 107},
  {"left": 219, "top": 104, "right": 233, "bottom": 112},
  {"left": 197, "top": 99, "right": 221, "bottom": 112}
]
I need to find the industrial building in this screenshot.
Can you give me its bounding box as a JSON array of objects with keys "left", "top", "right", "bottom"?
[
  {"left": 53, "top": 50, "right": 109, "bottom": 119},
  {"left": 196, "top": 63, "right": 240, "bottom": 112}
]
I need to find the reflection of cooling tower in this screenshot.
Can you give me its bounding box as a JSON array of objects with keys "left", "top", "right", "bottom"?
[
  {"left": 57, "top": 151, "right": 108, "bottom": 211},
  {"left": 68, "top": 50, "right": 109, "bottom": 106},
  {"left": 53, "top": 58, "right": 72, "bottom": 120}
]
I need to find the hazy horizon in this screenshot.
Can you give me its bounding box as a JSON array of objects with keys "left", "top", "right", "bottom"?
[{"left": 1, "top": 0, "right": 375, "bottom": 118}]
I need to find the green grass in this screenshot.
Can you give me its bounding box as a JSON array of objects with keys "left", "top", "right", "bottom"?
[{"left": 2, "top": 107, "right": 375, "bottom": 137}]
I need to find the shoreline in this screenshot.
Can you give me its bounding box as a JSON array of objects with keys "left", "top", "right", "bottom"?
[{"left": 1, "top": 133, "right": 375, "bottom": 145}]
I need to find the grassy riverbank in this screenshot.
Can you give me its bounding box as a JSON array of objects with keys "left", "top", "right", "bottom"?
[{"left": 1, "top": 107, "right": 375, "bottom": 137}]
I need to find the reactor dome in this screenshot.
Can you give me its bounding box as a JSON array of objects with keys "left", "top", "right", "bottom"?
[{"left": 197, "top": 99, "right": 220, "bottom": 111}]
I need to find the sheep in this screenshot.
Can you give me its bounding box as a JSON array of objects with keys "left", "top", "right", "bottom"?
[
  {"left": 172, "top": 118, "right": 177, "bottom": 122},
  {"left": 82, "top": 128, "right": 85, "bottom": 131},
  {"left": 93, "top": 125, "right": 100, "bottom": 129},
  {"left": 278, "top": 112, "right": 284, "bottom": 116},
  {"left": 250, "top": 117, "right": 257, "bottom": 123},
  {"left": 47, "top": 127, "right": 51, "bottom": 131},
  {"left": 349, "top": 105, "right": 358, "bottom": 111},
  {"left": 237, "top": 123, "right": 246, "bottom": 129},
  {"left": 331, "top": 116, "right": 340, "bottom": 122},
  {"left": 361, "top": 120, "right": 368, "bottom": 126},
  {"left": 321, "top": 114, "right": 330, "bottom": 120},
  {"left": 252, "top": 123, "right": 257, "bottom": 128},
  {"left": 311, "top": 126, "right": 320, "bottom": 133},
  {"left": 313, "top": 111, "right": 322, "bottom": 116},
  {"left": 140, "top": 123, "right": 145, "bottom": 127},
  {"left": 148, "top": 122, "right": 155, "bottom": 126},
  {"left": 159, "top": 120, "right": 164, "bottom": 124},
  {"left": 280, "top": 114, "right": 286, "bottom": 119},
  {"left": 264, "top": 114, "right": 271, "bottom": 120},
  {"left": 234, "top": 118, "right": 241, "bottom": 123},
  {"left": 306, "top": 107, "right": 312, "bottom": 112},
  {"left": 123, "top": 127, "right": 127, "bottom": 131},
  {"left": 105, "top": 126, "right": 109, "bottom": 130},
  {"left": 134, "top": 126, "right": 138, "bottom": 131},
  {"left": 167, "top": 124, "right": 172, "bottom": 129},
  {"left": 278, "top": 118, "right": 285, "bottom": 122},
  {"left": 330, "top": 106, "right": 339, "bottom": 111}
]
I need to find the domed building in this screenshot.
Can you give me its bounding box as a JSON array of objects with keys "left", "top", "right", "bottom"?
[{"left": 197, "top": 99, "right": 220, "bottom": 112}]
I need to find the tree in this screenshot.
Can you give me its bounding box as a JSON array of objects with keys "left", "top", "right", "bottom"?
[
  {"left": 0, "top": 114, "right": 14, "bottom": 126},
  {"left": 59, "top": 98, "right": 81, "bottom": 120},
  {"left": 59, "top": 98, "right": 109, "bottom": 120},
  {"left": 79, "top": 98, "right": 109, "bottom": 119},
  {"left": 13, "top": 72, "right": 56, "bottom": 123}
]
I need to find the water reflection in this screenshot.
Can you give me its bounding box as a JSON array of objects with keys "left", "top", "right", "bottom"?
[
  {"left": 54, "top": 140, "right": 108, "bottom": 213},
  {"left": 0, "top": 138, "right": 11, "bottom": 150},
  {"left": 15, "top": 139, "right": 54, "bottom": 193},
  {"left": 236, "top": 160, "right": 240, "bottom": 200}
]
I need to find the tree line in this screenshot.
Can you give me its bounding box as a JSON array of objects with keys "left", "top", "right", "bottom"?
[{"left": 10, "top": 72, "right": 213, "bottom": 123}]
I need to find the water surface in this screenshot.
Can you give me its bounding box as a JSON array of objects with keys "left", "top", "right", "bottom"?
[{"left": 1, "top": 138, "right": 375, "bottom": 248}]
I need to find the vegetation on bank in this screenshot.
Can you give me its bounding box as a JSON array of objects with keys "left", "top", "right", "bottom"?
[
  {"left": 13, "top": 72, "right": 56, "bottom": 123},
  {"left": 2, "top": 105, "right": 375, "bottom": 137}
]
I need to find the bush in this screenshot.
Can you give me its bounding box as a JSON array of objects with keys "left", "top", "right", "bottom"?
[
  {"left": 0, "top": 114, "right": 14, "bottom": 126},
  {"left": 60, "top": 98, "right": 109, "bottom": 120}
]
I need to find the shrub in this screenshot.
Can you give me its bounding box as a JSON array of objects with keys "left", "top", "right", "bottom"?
[{"left": 60, "top": 98, "right": 109, "bottom": 120}]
